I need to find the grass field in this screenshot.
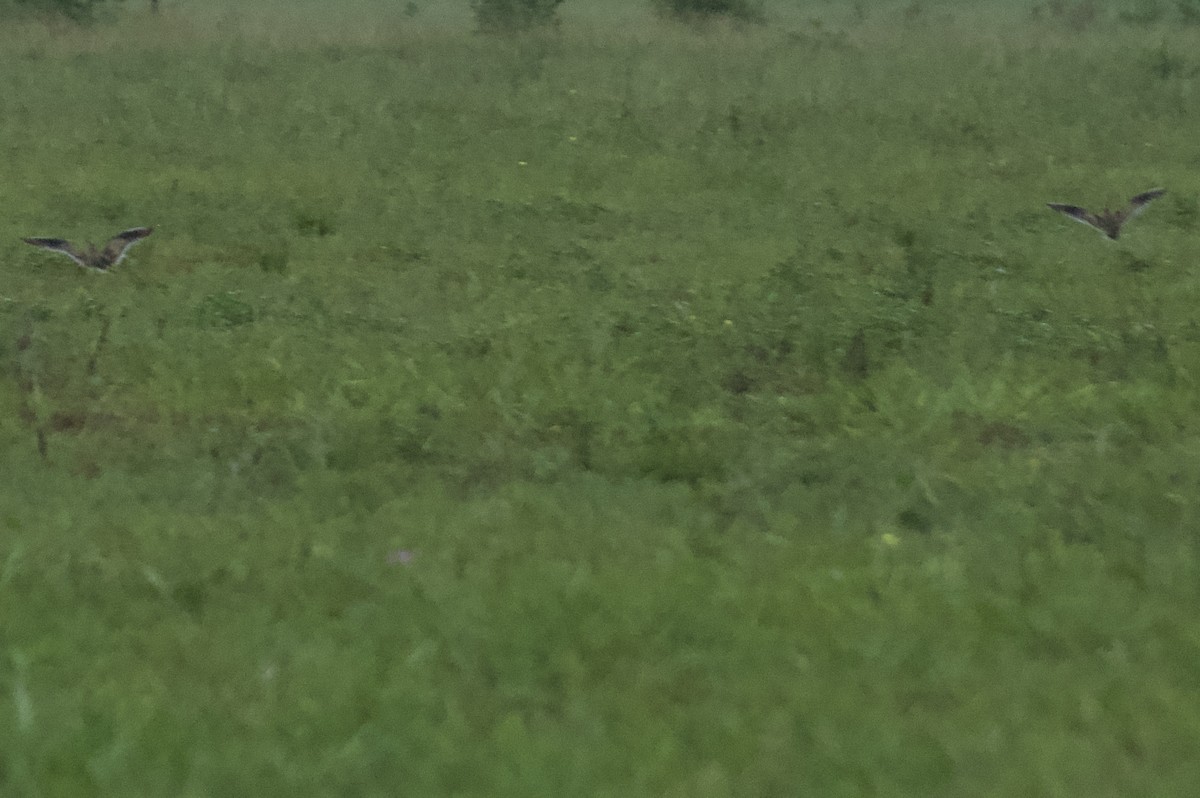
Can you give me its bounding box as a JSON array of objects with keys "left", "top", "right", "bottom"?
[{"left": 2, "top": 0, "right": 1200, "bottom": 794}]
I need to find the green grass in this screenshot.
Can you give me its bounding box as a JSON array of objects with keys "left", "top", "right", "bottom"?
[{"left": 2, "top": 1, "right": 1200, "bottom": 794}]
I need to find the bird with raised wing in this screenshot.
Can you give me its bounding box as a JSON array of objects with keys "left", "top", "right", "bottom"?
[
  {"left": 1047, "top": 189, "right": 1165, "bottom": 240},
  {"left": 22, "top": 227, "right": 153, "bottom": 270}
]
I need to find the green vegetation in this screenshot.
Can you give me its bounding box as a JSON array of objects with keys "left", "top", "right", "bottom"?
[
  {"left": 2, "top": 1, "right": 1200, "bottom": 793},
  {"left": 651, "top": 0, "right": 765, "bottom": 24},
  {"left": 5, "top": 0, "right": 120, "bottom": 23},
  {"left": 471, "top": 0, "right": 565, "bottom": 31}
]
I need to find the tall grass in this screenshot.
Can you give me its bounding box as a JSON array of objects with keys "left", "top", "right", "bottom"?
[{"left": 1, "top": 2, "right": 1199, "bottom": 794}]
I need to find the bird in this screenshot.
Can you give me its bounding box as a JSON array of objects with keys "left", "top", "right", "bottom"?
[
  {"left": 1047, "top": 188, "right": 1165, "bottom": 240},
  {"left": 21, "top": 227, "right": 153, "bottom": 270}
]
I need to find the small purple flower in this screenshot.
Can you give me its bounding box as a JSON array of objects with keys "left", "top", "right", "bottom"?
[{"left": 387, "top": 549, "right": 416, "bottom": 566}]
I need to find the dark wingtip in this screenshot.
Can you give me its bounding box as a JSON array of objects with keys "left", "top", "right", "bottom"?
[{"left": 1132, "top": 188, "right": 1166, "bottom": 204}]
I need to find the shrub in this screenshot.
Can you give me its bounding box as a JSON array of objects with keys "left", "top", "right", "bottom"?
[
  {"left": 9, "top": 0, "right": 122, "bottom": 22},
  {"left": 652, "top": 0, "right": 765, "bottom": 23},
  {"left": 470, "top": 0, "right": 564, "bottom": 32},
  {"left": 1030, "top": 0, "right": 1100, "bottom": 31},
  {"left": 1117, "top": 0, "right": 1166, "bottom": 24}
]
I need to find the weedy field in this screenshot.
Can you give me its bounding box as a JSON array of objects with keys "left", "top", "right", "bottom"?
[{"left": 1, "top": 0, "right": 1199, "bottom": 794}]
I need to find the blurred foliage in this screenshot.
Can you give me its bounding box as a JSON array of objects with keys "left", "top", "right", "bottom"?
[
  {"left": 470, "top": 0, "right": 564, "bottom": 32},
  {"left": 652, "top": 0, "right": 766, "bottom": 23},
  {"left": 1178, "top": 0, "right": 1200, "bottom": 21},
  {"left": 1118, "top": 0, "right": 1166, "bottom": 23},
  {"left": 7, "top": 0, "right": 122, "bottom": 22}
]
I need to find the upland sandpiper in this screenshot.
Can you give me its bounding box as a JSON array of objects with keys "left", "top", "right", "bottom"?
[
  {"left": 22, "top": 227, "right": 153, "bottom": 270},
  {"left": 1047, "top": 189, "right": 1165, "bottom": 240}
]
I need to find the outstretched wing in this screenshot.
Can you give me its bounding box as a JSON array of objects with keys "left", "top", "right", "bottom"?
[
  {"left": 1122, "top": 188, "right": 1166, "bottom": 222},
  {"left": 1047, "top": 203, "right": 1104, "bottom": 232},
  {"left": 101, "top": 227, "right": 153, "bottom": 266},
  {"left": 21, "top": 237, "right": 90, "bottom": 268}
]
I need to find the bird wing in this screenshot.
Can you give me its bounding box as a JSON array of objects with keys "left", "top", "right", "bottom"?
[
  {"left": 21, "top": 237, "right": 91, "bottom": 268},
  {"left": 1122, "top": 188, "right": 1166, "bottom": 222},
  {"left": 1047, "top": 203, "right": 1103, "bottom": 230},
  {"left": 101, "top": 227, "right": 153, "bottom": 266}
]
